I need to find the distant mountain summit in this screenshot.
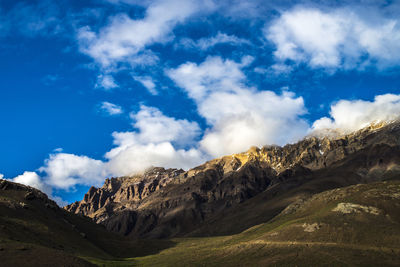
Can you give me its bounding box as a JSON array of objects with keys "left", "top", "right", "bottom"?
[{"left": 66, "top": 120, "right": 400, "bottom": 238}]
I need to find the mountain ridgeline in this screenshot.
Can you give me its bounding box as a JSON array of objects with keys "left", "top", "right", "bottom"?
[{"left": 66, "top": 121, "right": 400, "bottom": 238}]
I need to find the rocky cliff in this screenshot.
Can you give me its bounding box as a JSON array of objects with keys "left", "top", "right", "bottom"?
[{"left": 66, "top": 121, "right": 400, "bottom": 238}]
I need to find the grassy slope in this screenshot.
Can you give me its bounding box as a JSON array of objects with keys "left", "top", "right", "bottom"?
[{"left": 87, "top": 180, "right": 400, "bottom": 266}]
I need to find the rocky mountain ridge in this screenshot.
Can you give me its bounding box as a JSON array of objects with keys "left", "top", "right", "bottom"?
[{"left": 66, "top": 120, "right": 400, "bottom": 238}]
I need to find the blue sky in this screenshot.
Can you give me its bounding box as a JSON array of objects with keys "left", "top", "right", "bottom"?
[{"left": 1, "top": 0, "right": 400, "bottom": 205}]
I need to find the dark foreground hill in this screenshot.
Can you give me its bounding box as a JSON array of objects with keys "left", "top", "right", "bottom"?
[
  {"left": 0, "top": 180, "right": 173, "bottom": 266},
  {"left": 67, "top": 121, "right": 400, "bottom": 239}
]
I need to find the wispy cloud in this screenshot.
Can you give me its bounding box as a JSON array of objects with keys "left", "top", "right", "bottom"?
[
  {"left": 0, "top": 0, "right": 64, "bottom": 37},
  {"left": 99, "top": 101, "right": 123, "bottom": 115},
  {"left": 42, "top": 74, "right": 61, "bottom": 86},
  {"left": 178, "top": 32, "right": 251, "bottom": 50},
  {"left": 77, "top": 0, "right": 214, "bottom": 70},
  {"left": 96, "top": 74, "right": 119, "bottom": 90},
  {"left": 133, "top": 75, "right": 157, "bottom": 95}
]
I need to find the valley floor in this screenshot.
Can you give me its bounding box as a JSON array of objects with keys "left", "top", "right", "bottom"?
[{"left": 84, "top": 237, "right": 400, "bottom": 266}]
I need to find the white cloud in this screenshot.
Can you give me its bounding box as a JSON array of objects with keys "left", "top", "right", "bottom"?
[
  {"left": 105, "top": 0, "right": 152, "bottom": 5},
  {"left": 167, "top": 56, "right": 248, "bottom": 101},
  {"left": 133, "top": 76, "right": 157, "bottom": 95},
  {"left": 77, "top": 0, "right": 213, "bottom": 69},
  {"left": 4, "top": 171, "right": 67, "bottom": 206},
  {"left": 178, "top": 32, "right": 251, "bottom": 50},
  {"left": 3, "top": 158, "right": 106, "bottom": 204},
  {"left": 266, "top": 7, "right": 400, "bottom": 70},
  {"left": 105, "top": 141, "right": 205, "bottom": 177},
  {"left": 99, "top": 101, "right": 123, "bottom": 115},
  {"left": 96, "top": 74, "right": 119, "bottom": 90},
  {"left": 10, "top": 171, "right": 49, "bottom": 194},
  {"left": 0, "top": 173, "right": 4, "bottom": 179},
  {"left": 29, "top": 90, "right": 400, "bottom": 195},
  {"left": 39, "top": 153, "right": 107, "bottom": 189},
  {"left": 104, "top": 105, "right": 204, "bottom": 176},
  {"left": 37, "top": 105, "right": 204, "bottom": 188},
  {"left": 312, "top": 93, "right": 400, "bottom": 133},
  {"left": 129, "top": 105, "right": 201, "bottom": 146},
  {"left": 168, "top": 56, "right": 309, "bottom": 157}
]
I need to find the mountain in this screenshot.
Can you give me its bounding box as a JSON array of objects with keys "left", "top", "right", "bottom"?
[
  {"left": 66, "top": 121, "right": 400, "bottom": 239},
  {"left": 2, "top": 121, "right": 400, "bottom": 266}
]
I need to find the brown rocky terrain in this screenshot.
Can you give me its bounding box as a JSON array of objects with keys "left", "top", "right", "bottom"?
[{"left": 66, "top": 121, "right": 400, "bottom": 238}]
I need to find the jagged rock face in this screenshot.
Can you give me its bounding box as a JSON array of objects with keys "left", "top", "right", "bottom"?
[
  {"left": 66, "top": 167, "right": 184, "bottom": 223},
  {"left": 65, "top": 121, "right": 400, "bottom": 238}
]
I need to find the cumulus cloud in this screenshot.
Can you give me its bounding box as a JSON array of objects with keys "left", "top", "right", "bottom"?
[
  {"left": 133, "top": 76, "right": 157, "bottom": 95},
  {"left": 4, "top": 171, "right": 67, "bottom": 206},
  {"left": 266, "top": 7, "right": 400, "bottom": 70},
  {"left": 39, "top": 153, "right": 107, "bottom": 190},
  {"left": 77, "top": 0, "right": 214, "bottom": 69},
  {"left": 178, "top": 32, "right": 251, "bottom": 50},
  {"left": 36, "top": 105, "right": 204, "bottom": 189},
  {"left": 33, "top": 91, "right": 400, "bottom": 194},
  {"left": 313, "top": 93, "right": 400, "bottom": 133},
  {"left": 129, "top": 105, "right": 201, "bottom": 146},
  {"left": 168, "top": 56, "right": 309, "bottom": 157},
  {"left": 104, "top": 105, "right": 204, "bottom": 176},
  {"left": 10, "top": 171, "right": 49, "bottom": 193},
  {"left": 99, "top": 101, "right": 123, "bottom": 115},
  {"left": 167, "top": 56, "right": 248, "bottom": 101},
  {"left": 105, "top": 141, "right": 205, "bottom": 177}
]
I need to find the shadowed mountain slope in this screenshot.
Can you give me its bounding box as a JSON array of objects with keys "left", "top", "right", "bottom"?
[{"left": 0, "top": 180, "right": 175, "bottom": 266}]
